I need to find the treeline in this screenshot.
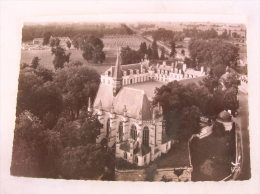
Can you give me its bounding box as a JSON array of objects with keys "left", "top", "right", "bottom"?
[
  {"left": 11, "top": 60, "right": 115, "bottom": 180},
  {"left": 22, "top": 23, "right": 135, "bottom": 42},
  {"left": 120, "top": 40, "right": 176, "bottom": 65},
  {"left": 142, "top": 27, "right": 231, "bottom": 42}
]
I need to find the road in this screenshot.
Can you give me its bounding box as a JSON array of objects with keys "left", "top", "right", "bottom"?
[{"left": 233, "top": 91, "right": 251, "bottom": 180}]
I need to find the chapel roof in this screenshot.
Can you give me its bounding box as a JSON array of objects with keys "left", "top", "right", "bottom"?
[
  {"left": 114, "top": 87, "right": 152, "bottom": 120},
  {"left": 93, "top": 84, "right": 152, "bottom": 120},
  {"left": 93, "top": 84, "right": 114, "bottom": 111}
]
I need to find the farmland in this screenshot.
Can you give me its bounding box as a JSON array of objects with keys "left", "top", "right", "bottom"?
[
  {"left": 20, "top": 35, "right": 150, "bottom": 74},
  {"left": 20, "top": 48, "right": 117, "bottom": 74},
  {"left": 102, "top": 35, "right": 151, "bottom": 50}
]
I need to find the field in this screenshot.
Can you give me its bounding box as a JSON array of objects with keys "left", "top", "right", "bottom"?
[
  {"left": 20, "top": 48, "right": 117, "bottom": 74},
  {"left": 20, "top": 35, "right": 150, "bottom": 74},
  {"left": 102, "top": 35, "right": 151, "bottom": 50}
]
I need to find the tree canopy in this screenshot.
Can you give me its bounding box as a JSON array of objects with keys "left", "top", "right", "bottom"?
[
  {"left": 53, "top": 65, "right": 100, "bottom": 119},
  {"left": 51, "top": 46, "right": 71, "bottom": 69},
  {"left": 79, "top": 35, "right": 106, "bottom": 63},
  {"left": 189, "top": 39, "right": 239, "bottom": 68}
]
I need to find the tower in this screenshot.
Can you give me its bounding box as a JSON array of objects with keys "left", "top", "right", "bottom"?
[{"left": 113, "top": 48, "right": 123, "bottom": 97}]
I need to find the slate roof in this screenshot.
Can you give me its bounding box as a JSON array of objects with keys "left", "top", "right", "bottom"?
[
  {"left": 93, "top": 84, "right": 114, "bottom": 112},
  {"left": 93, "top": 84, "right": 152, "bottom": 120},
  {"left": 114, "top": 87, "right": 152, "bottom": 120}
]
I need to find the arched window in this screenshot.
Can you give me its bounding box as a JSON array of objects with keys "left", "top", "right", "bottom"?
[
  {"left": 134, "top": 156, "right": 138, "bottom": 164},
  {"left": 124, "top": 152, "right": 127, "bottom": 159},
  {"left": 118, "top": 121, "right": 123, "bottom": 142},
  {"left": 106, "top": 118, "right": 110, "bottom": 137},
  {"left": 130, "top": 124, "right": 137, "bottom": 140},
  {"left": 142, "top": 127, "right": 149, "bottom": 146}
]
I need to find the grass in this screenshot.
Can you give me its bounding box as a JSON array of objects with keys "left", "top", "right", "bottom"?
[
  {"left": 190, "top": 132, "right": 235, "bottom": 181},
  {"left": 155, "top": 141, "right": 191, "bottom": 168},
  {"left": 20, "top": 48, "right": 117, "bottom": 75}
]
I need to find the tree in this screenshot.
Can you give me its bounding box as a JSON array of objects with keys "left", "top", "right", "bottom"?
[
  {"left": 179, "top": 106, "right": 201, "bottom": 140},
  {"left": 42, "top": 31, "right": 51, "bottom": 45},
  {"left": 55, "top": 38, "right": 60, "bottom": 47},
  {"left": 39, "top": 129, "right": 63, "bottom": 178},
  {"left": 35, "top": 66, "right": 54, "bottom": 82},
  {"left": 181, "top": 49, "right": 185, "bottom": 56},
  {"left": 184, "top": 57, "right": 194, "bottom": 68},
  {"left": 31, "top": 56, "right": 40, "bottom": 69},
  {"left": 11, "top": 111, "right": 44, "bottom": 177},
  {"left": 66, "top": 40, "right": 71, "bottom": 49},
  {"left": 147, "top": 46, "right": 153, "bottom": 60},
  {"left": 51, "top": 46, "right": 71, "bottom": 69},
  {"left": 151, "top": 39, "right": 159, "bottom": 60},
  {"left": 160, "top": 47, "right": 166, "bottom": 60},
  {"left": 66, "top": 60, "right": 83, "bottom": 67},
  {"left": 222, "top": 72, "right": 241, "bottom": 89},
  {"left": 221, "top": 29, "right": 229, "bottom": 39},
  {"left": 209, "top": 88, "right": 225, "bottom": 116},
  {"left": 139, "top": 42, "right": 147, "bottom": 59},
  {"left": 53, "top": 65, "right": 100, "bottom": 119},
  {"left": 152, "top": 28, "right": 174, "bottom": 41},
  {"left": 121, "top": 46, "right": 141, "bottom": 65},
  {"left": 170, "top": 41, "right": 177, "bottom": 58},
  {"left": 223, "top": 86, "right": 239, "bottom": 115},
  {"left": 153, "top": 81, "right": 185, "bottom": 113},
  {"left": 60, "top": 144, "right": 114, "bottom": 180},
  {"left": 211, "top": 64, "right": 226, "bottom": 78},
  {"left": 50, "top": 38, "right": 56, "bottom": 47},
  {"left": 81, "top": 35, "right": 106, "bottom": 63},
  {"left": 189, "top": 39, "right": 239, "bottom": 68},
  {"left": 202, "top": 76, "right": 220, "bottom": 93},
  {"left": 16, "top": 67, "right": 62, "bottom": 128}
]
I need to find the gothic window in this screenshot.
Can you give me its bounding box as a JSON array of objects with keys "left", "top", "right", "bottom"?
[
  {"left": 118, "top": 121, "right": 123, "bottom": 142},
  {"left": 142, "top": 127, "right": 149, "bottom": 146},
  {"left": 134, "top": 156, "right": 138, "bottom": 164},
  {"left": 124, "top": 152, "right": 127, "bottom": 159},
  {"left": 106, "top": 118, "right": 110, "bottom": 137},
  {"left": 144, "top": 155, "right": 146, "bottom": 163},
  {"left": 130, "top": 124, "right": 137, "bottom": 140}
]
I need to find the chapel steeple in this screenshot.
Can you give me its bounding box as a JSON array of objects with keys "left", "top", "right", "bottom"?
[{"left": 113, "top": 48, "right": 123, "bottom": 96}]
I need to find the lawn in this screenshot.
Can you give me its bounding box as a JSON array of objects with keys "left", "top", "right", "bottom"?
[
  {"left": 155, "top": 141, "right": 191, "bottom": 168},
  {"left": 190, "top": 131, "right": 235, "bottom": 181},
  {"left": 20, "top": 48, "right": 117, "bottom": 75}
]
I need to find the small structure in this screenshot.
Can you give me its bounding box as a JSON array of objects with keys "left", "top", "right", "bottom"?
[
  {"left": 32, "top": 38, "right": 43, "bottom": 45},
  {"left": 216, "top": 110, "right": 233, "bottom": 131}
]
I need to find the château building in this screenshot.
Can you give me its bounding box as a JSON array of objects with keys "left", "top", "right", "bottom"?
[{"left": 92, "top": 49, "right": 205, "bottom": 166}]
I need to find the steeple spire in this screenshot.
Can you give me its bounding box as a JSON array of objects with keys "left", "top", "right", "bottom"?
[
  {"left": 114, "top": 48, "right": 123, "bottom": 80},
  {"left": 113, "top": 47, "right": 123, "bottom": 96}
]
